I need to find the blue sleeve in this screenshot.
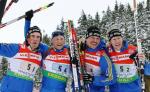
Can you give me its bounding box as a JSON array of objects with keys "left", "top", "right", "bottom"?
[
  {"left": 39, "top": 43, "right": 49, "bottom": 57},
  {"left": 97, "top": 38, "right": 106, "bottom": 50},
  {"left": 0, "top": 43, "right": 19, "bottom": 57},
  {"left": 63, "top": 44, "right": 69, "bottom": 49},
  {"left": 24, "top": 19, "right": 31, "bottom": 38},
  {"left": 144, "top": 60, "right": 150, "bottom": 76},
  {"left": 100, "top": 56, "right": 109, "bottom": 75},
  {"left": 92, "top": 54, "right": 117, "bottom": 86}
]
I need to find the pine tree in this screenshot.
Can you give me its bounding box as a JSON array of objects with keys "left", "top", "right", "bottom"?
[
  {"left": 137, "top": 3, "right": 150, "bottom": 58},
  {"left": 94, "top": 12, "right": 101, "bottom": 28},
  {"left": 100, "top": 6, "right": 114, "bottom": 39},
  {"left": 42, "top": 34, "right": 51, "bottom": 46},
  {"left": 87, "top": 14, "right": 94, "bottom": 27},
  {"left": 126, "top": 4, "right": 133, "bottom": 17},
  {"left": 146, "top": 0, "right": 150, "bottom": 11},
  {"left": 56, "top": 18, "right": 65, "bottom": 32},
  {"left": 77, "top": 10, "right": 88, "bottom": 36},
  {"left": 101, "top": 6, "right": 113, "bottom": 29},
  {"left": 118, "top": 4, "right": 125, "bottom": 16},
  {"left": 112, "top": 1, "right": 119, "bottom": 21},
  {"left": 114, "top": 1, "right": 119, "bottom": 13}
]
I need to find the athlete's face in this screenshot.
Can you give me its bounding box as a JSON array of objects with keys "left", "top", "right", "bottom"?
[
  {"left": 110, "top": 36, "right": 123, "bottom": 51},
  {"left": 86, "top": 36, "right": 100, "bottom": 49},
  {"left": 27, "top": 32, "right": 41, "bottom": 50},
  {"left": 52, "top": 35, "right": 65, "bottom": 50}
]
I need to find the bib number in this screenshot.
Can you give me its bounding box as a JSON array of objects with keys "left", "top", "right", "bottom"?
[
  {"left": 85, "top": 63, "right": 100, "bottom": 76},
  {"left": 20, "top": 61, "right": 39, "bottom": 75},
  {"left": 119, "top": 65, "right": 130, "bottom": 73},
  {"left": 52, "top": 63, "right": 70, "bottom": 76},
  {"left": 115, "top": 64, "right": 138, "bottom": 83}
]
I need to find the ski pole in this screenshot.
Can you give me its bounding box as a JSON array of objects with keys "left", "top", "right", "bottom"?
[
  {"left": 4, "top": 0, "right": 18, "bottom": 16},
  {"left": 0, "top": 2, "right": 54, "bottom": 29}
]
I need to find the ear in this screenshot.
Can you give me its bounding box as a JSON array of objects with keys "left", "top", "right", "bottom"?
[{"left": 26, "top": 37, "right": 31, "bottom": 44}]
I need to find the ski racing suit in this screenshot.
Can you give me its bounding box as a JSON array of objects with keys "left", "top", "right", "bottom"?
[
  {"left": 40, "top": 47, "right": 71, "bottom": 92},
  {"left": 0, "top": 44, "right": 42, "bottom": 92},
  {"left": 83, "top": 40, "right": 116, "bottom": 92},
  {"left": 109, "top": 41, "right": 141, "bottom": 92}
]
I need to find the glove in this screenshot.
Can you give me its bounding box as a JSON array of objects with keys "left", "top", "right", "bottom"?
[
  {"left": 83, "top": 73, "right": 94, "bottom": 84},
  {"left": 129, "top": 51, "right": 138, "bottom": 60},
  {"left": 25, "top": 10, "right": 33, "bottom": 21}
]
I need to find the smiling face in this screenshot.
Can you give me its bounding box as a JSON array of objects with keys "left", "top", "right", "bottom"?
[
  {"left": 110, "top": 36, "right": 123, "bottom": 51},
  {"left": 27, "top": 32, "right": 41, "bottom": 51},
  {"left": 86, "top": 36, "right": 100, "bottom": 49},
  {"left": 52, "top": 35, "right": 65, "bottom": 50}
]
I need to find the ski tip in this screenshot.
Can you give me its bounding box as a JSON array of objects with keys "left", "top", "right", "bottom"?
[
  {"left": 13, "top": 0, "right": 19, "bottom": 3},
  {"left": 48, "top": 2, "right": 54, "bottom": 7}
]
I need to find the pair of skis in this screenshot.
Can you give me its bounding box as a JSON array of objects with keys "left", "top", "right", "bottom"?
[
  {"left": 66, "top": 20, "right": 89, "bottom": 92},
  {"left": 0, "top": 2, "right": 54, "bottom": 29}
]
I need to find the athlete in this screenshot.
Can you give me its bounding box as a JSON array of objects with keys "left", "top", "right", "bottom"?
[
  {"left": 40, "top": 31, "right": 71, "bottom": 92},
  {"left": 108, "top": 29, "right": 144, "bottom": 92},
  {"left": 81, "top": 26, "right": 116, "bottom": 92},
  {"left": 0, "top": 25, "right": 43, "bottom": 92}
]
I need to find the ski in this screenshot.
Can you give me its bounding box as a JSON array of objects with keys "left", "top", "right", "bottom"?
[
  {"left": 0, "top": 0, "right": 7, "bottom": 23},
  {"left": 66, "top": 20, "right": 86, "bottom": 92},
  {"left": 4, "top": 0, "right": 18, "bottom": 16},
  {"left": 0, "top": 2, "right": 54, "bottom": 29}
]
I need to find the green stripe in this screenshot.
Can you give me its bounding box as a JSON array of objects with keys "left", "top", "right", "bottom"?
[
  {"left": 117, "top": 75, "right": 138, "bottom": 83},
  {"left": 7, "top": 70, "right": 32, "bottom": 80},
  {"left": 43, "top": 70, "right": 67, "bottom": 82}
]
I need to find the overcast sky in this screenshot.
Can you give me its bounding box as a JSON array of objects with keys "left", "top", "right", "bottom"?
[{"left": 0, "top": 0, "right": 145, "bottom": 43}]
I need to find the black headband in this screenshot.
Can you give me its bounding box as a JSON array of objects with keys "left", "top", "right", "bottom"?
[
  {"left": 86, "top": 26, "right": 101, "bottom": 38},
  {"left": 108, "top": 29, "right": 122, "bottom": 40},
  {"left": 52, "top": 31, "right": 64, "bottom": 39}
]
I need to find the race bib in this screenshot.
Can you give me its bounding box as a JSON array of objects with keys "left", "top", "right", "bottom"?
[
  {"left": 20, "top": 61, "right": 39, "bottom": 77},
  {"left": 115, "top": 64, "right": 138, "bottom": 83},
  {"left": 8, "top": 59, "right": 39, "bottom": 79},
  {"left": 44, "top": 60, "right": 70, "bottom": 77},
  {"left": 85, "top": 63, "right": 101, "bottom": 76}
]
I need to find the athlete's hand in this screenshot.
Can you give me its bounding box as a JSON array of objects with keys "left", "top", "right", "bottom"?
[
  {"left": 83, "top": 73, "right": 93, "bottom": 84},
  {"left": 25, "top": 10, "right": 33, "bottom": 21},
  {"left": 137, "top": 53, "right": 145, "bottom": 61}
]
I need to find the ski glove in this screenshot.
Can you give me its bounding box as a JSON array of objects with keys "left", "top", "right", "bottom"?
[
  {"left": 25, "top": 10, "right": 33, "bottom": 21},
  {"left": 83, "top": 73, "right": 94, "bottom": 84}
]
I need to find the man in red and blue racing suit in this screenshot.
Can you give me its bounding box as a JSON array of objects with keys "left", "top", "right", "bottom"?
[
  {"left": 108, "top": 29, "right": 142, "bottom": 92},
  {"left": 40, "top": 31, "right": 71, "bottom": 92},
  {"left": 81, "top": 26, "right": 117, "bottom": 92}
]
